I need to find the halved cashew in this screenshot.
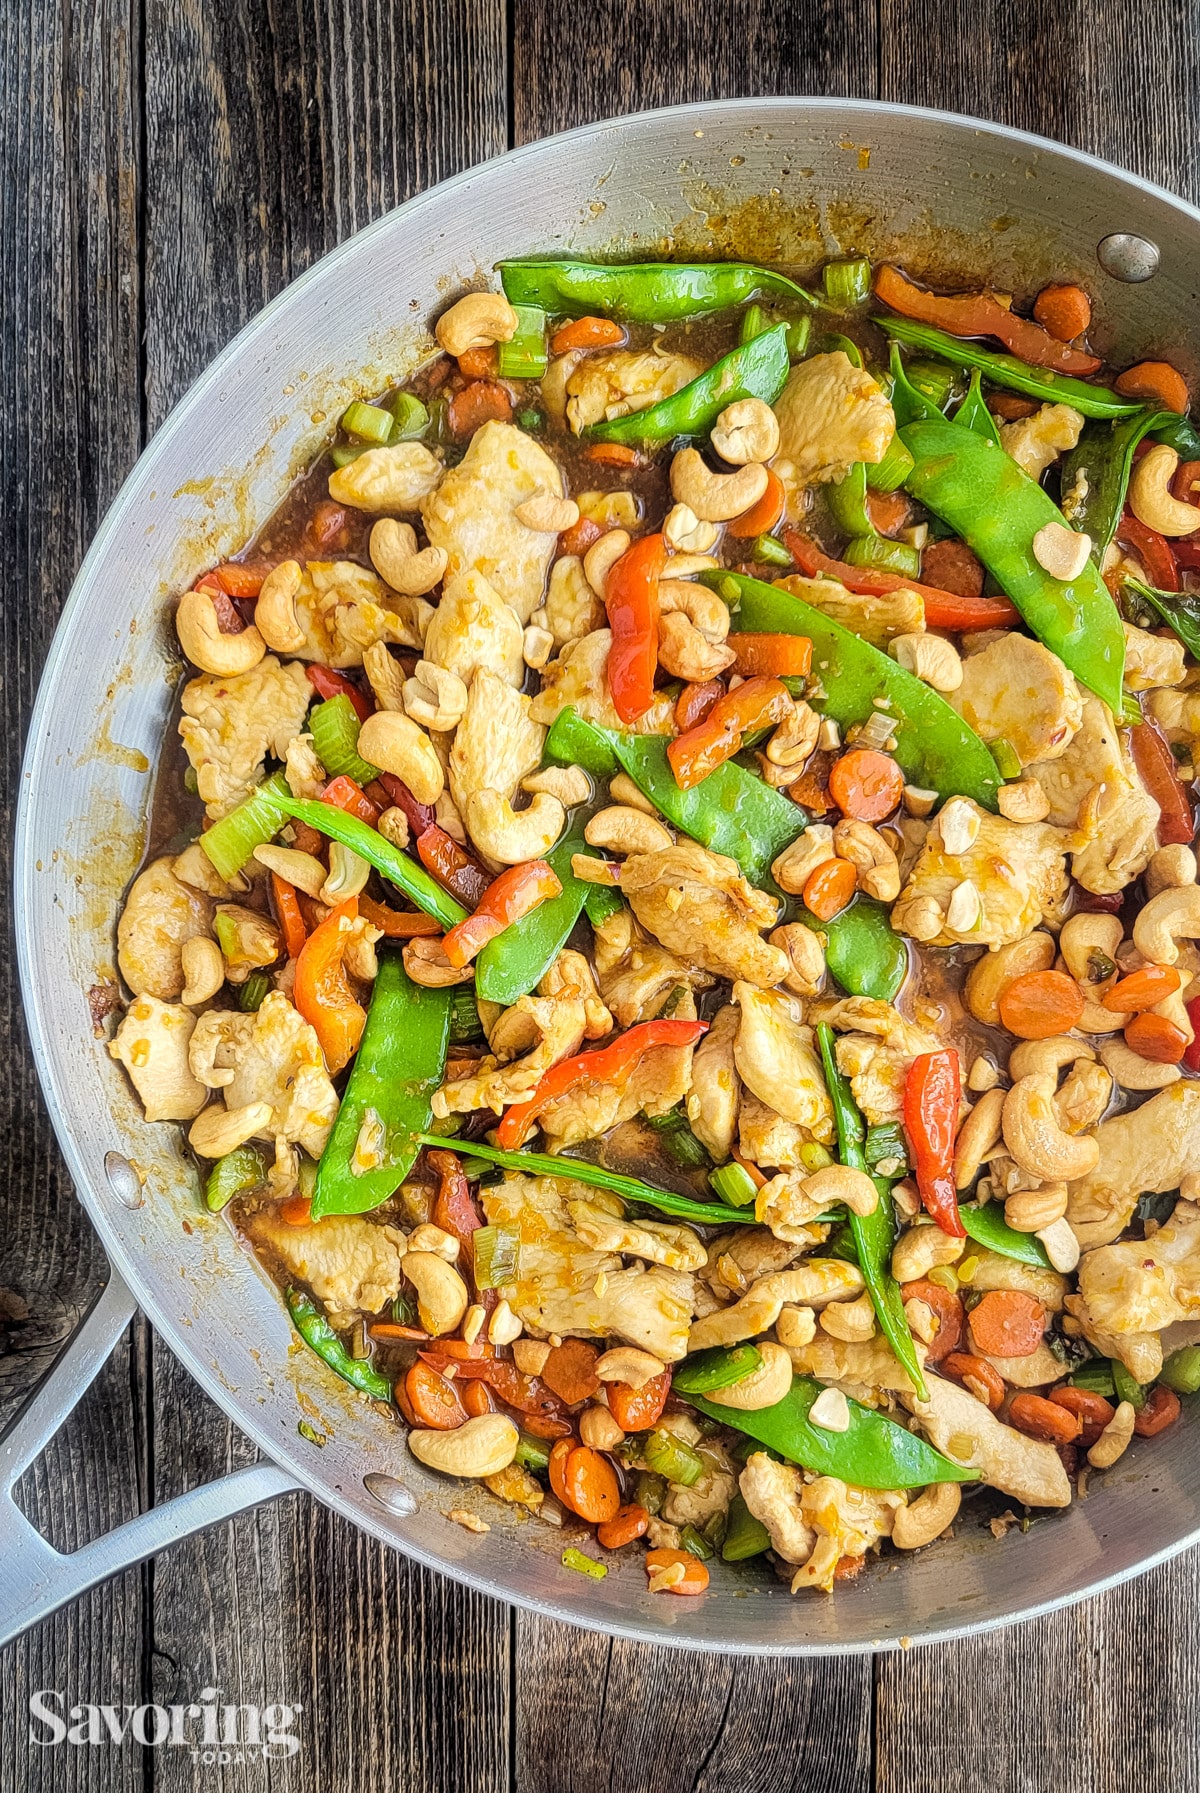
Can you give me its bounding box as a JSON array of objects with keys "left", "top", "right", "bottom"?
[
  {"left": 891, "top": 632, "right": 963, "bottom": 693},
  {"left": 403, "top": 936, "right": 474, "bottom": 986},
  {"left": 579, "top": 1406, "right": 625, "bottom": 1451},
  {"left": 515, "top": 491, "right": 579, "bottom": 533},
  {"left": 582, "top": 528, "right": 630, "bottom": 598},
  {"left": 253, "top": 560, "right": 306, "bottom": 653},
  {"left": 819, "top": 1291, "right": 877, "bottom": 1342},
  {"left": 595, "top": 1346, "right": 666, "bottom": 1388},
  {"left": 771, "top": 823, "right": 836, "bottom": 895},
  {"left": 1087, "top": 1400, "right": 1136, "bottom": 1469},
  {"left": 769, "top": 922, "right": 826, "bottom": 997},
  {"left": 571, "top": 854, "right": 620, "bottom": 886},
  {"left": 710, "top": 398, "right": 780, "bottom": 466},
  {"left": 891, "top": 1225, "right": 964, "bottom": 1284},
  {"left": 369, "top": 519, "right": 448, "bottom": 596},
  {"left": 1133, "top": 885, "right": 1200, "bottom": 966},
  {"left": 523, "top": 625, "right": 554, "bottom": 670},
  {"left": 179, "top": 937, "right": 224, "bottom": 1005},
  {"left": 584, "top": 805, "right": 673, "bottom": 856},
  {"left": 362, "top": 640, "right": 408, "bottom": 712},
  {"left": 707, "top": 1341, "right": 793, "bottom": 1410},
  {"left": 188, "top": 1100, "right": 273, "bottom": 1158},
  {"left": 657, "top": 578, "right": 731, "bottom": 644},
  {"left": 1004, "top": 1184, "right": 1068, "bottom": 1232},
  {"left": 892, "top": 1483, "right": 961, "bottom": 1550},
  {"left": 665, "top": 552, "right": 721, "bottom": 578},
  {"left": 253, "top": 844, "right": 328, "bottom": 897},
  {"left": 466, "top": 789, "right": 565, "bottom": 864},
  {"left": 663, "top": 503, "right": 720, "bottom": 554},
  {"left": 1002, "top": 1074, "right": 1100, "bottom": 1182},
  {"left": 1032, "top": 520, "right": 1092, "bottom": 580},
  {"left": 1059, "top": 911, "right": 1122, "bottom": 993},
  {"left": 1009, "top": 1036, "right": 1095, "bottom": 1081},
  {"left": 356, "top": 711, "right": 444, "bottom": 805},
  {"left": 964, "top": 933, "right": 1055, "bottom": 1025},
  {"left": 403, "top": 660, "right": 469, "bottom": 733},
  {"left": 379, "top": 808, "right": 410, "bottom": 850},
  {"left": 1146, "top": 843, "right": 1198, "bottom": 897},
  {"left": 800, "top": 1162, "right": 878, "bottom": 1217},
  {"left": 833, "top": 819, "right": 900, "bottom": 902},
  {"left": 766, "top": 702, "right": 820, "bottom": 770},
  {"left": 656, "top": 611, "right": 736, "bottom": 681},
  {"left": 404, "top": 1251, "right": 469, "bottom": 1336},
  {"left": 409, "top": 1413, "right": 520, "bottom": 1478},
  {"left": 997, "top": 778, "right": 1052, "bottom": 823},
  {"left": 670, "top": 448, "right": 768, "bottom": 523},
  {"left": 609, "top": 771, "right": 657, "bottom": 815},
  {"left": 1054, "top": 1059, "right": 1112, "bottom": 1132},
  {"left": 175, "top": 588, "right": 265, "bottom": 676},
  {"left": 898, "top": 895, "right": 945, "bottom": 942},
  {"left": 1098, "top": 1037, "right": 1182, "bottom": 1091},
  {"left": 435, "top": 291, "right": 518, "bottom": 358},
  {"left": 522, "top": 765, "right": 592, "bottom": 806},
  {"left": 953, "top": 1086, "right": 1007, "bottom": 1190},
  {"left": 320, "top": 842, "right": 370, "bottom": 904},
  {"left": 1129, "top": 443, "right": 1200, "bottom": 537},
  {"left": 407, "top": 1223, "right": 461, "bottom": 1262}
]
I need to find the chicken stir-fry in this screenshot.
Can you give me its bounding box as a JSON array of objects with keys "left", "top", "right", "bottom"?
[{"left": 110, "top": 249, "right": 1200, "bottom": 1603}]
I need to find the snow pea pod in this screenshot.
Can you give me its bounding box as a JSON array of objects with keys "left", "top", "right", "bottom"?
[
  {"left": 952, "top": 368, "right": 1002, "bottom": 446},
  {"left": 888, "top": 342, "right": 941, "bottom": 428},
  {"left": 898, "top": 417, "right": 1126, "bottom": 714},
  {"left": 312, "top": 953, "right": 451, "bottom": 1218},
  {"left": 876, "top": 315, "right": 1140, "bottom": 419},
  {"left": 710, "top": 570, "right": 1002, "bottom": 808},
  {"left": 586, "top": 325, "right": 790, "bottom": 447},
  {"left": 286, "top": 1289, "right": 394, "bottom": 1402},
  {"left": 958, "top": 1202, "right": 1052, "bottom": 1269},
  {"left": 812, "top": 896, "right": 908, "bottom": 1003},
  {"left": 497, "top": 258, "right": 817, "bottom": 322},
  {"left": 1060, "top": 409, "right": 1173, "bottom": 560},
  {"left": 475, "top": 815, "right": 594, "bottom": 1005},
  {"left": 273, "top": 792, "right": 468, "bottom": 930},
  {"left": 686, "top": 1373, "right": 978, "bottom": 1489}
]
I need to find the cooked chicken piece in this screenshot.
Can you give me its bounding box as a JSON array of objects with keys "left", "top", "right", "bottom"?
[
  {"left": 950, "top": 633, "right": 1083, "bottom": 766},
  {"left": 283, "top": 734, "right": 327, "bottom": 800},
  {"left": 620, "top": 842, "right": 789, "bottom": 987},
  {"left": 698, "top": 1226, "right": 808, "bottom": 1304},
  {"left": 732, "top": 983, "right": 834, "bottom": 1138},
  {"left": 448, "top": 667, "right": 544, "bottom": 815},
  {"left": 979, "top": 1341, "right": 1068, "bottom": 1388},
  {"left": 117, "top": 857, "right": 216, "bottom": 1000},
  {"left": 422, "top": 568, "right": 526, "bottom": 688},
  {"left": 179, "top": 656, "right": 313, "bottom": 820},
  {"left": 592, "top": 909, "right": 713, "bottom": 1029},
  {"left": 773, "top": 352, "right": 895, "bottom": 496},
  {"left": 1027, "top": 696, "right": 1160, "bottom": 895},
  {"left": 1067, "top": 1083, "right": 1200, "bottom": 1247},
  {"left": 288, "top": 560, "right": 430, "bottom": 666},
  {"left": 420, "top": 420, "right": 565, "bottom": 623},
  {"left": 248, "top": 1211, "right": 407, "bottom": 1321},
  {"left": 108, "top": 996, "right": 208, "bottom": 1123},
  {"left": 1063, "top": 1293, "right": 1164, "bottom": 1384},
  {"left": 537, "top": 949, "right": 612, "bottom": 1040},
  {"left": 757, "top": 1170, "right": 838, "bottom": 1241},
  {"left": 891, "top": 799, "right": 1067, "bottom": 948},
  {"left": 563, "top": 348, "right": 703, "bottom": 434},
  {"left": 1077, "top": 1198, "right": 1200, "bottom": 1335},
  {"left": 537, "top": 990, "right": 699, "bottom": 1147},
  {"left": 327, "top": 441, "right": 442, "bottom": 513},
  {"left": 791, "top": 1477, "right": 904, "bottom": 1593},
  {"left": 172, "top": 841, "right": 232, "bottom": 899},
  {"left": 516, "top": 1262, "right": 695, "bottom": 1361},
  {"left": 737, "top": 1092, "right": 812, "bottom": 1170},
  {"left": 774, "top": 573, "right": 924, "bottom": 647},
  {"left": 786, "top": 1331, "right": 924, "bottom": 1395},
  {"left": 903, "top": 1373, "right": 1070, "bottom": 1507},
  {"left": 543, "top": 555, "right": 605, "bottom": 648},
  {"left": 686, "top": 1002, "right": 741, "bottom": 1160},
  {"left": 999, "top": 402, "right": 1085, "bottom": 481},
  {"left": 566, "top": 1199, "right": 708, "bottom": 1272},
  {"left": 431, "top": 990, "right": 587, "bottom": 1117},
  {"left": 480, "top": 1174, "right": 620, "bottom": 1321},
  {"left": 1147, "top": 685, "right": 1200, "bottom": 757},
  {"left": 1122, "top": 620, "right": 1187, "bottom": 692},
  {"left": 811, "top": 996, "right": 944, "bottom": 1127},
  {"left": 739, "top": 1453, "right": 815, "bottom": 1565},
  {"left": 662, "top": 1443, "right": 738, "bottom": 1531},
  {"left": 529, "top": 628, "right": 675, "bottom": 733},
  {"left": 687, "top": 1261, "right": 865, "bottom": 1350},
  {"left": 187, "top": 991, "right": 339, "bottom": 1158}
]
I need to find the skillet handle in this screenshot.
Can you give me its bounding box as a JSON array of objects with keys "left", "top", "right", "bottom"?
[{"left": 0, "top": 1268, "right": 302, "bottom": 1648}]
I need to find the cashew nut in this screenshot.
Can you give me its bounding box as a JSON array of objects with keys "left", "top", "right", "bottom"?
[
  {"left": 434, "top": 291, "right": 518, "bottom": 359},
  {"left": 571, "top": 854, "right": 620, "bottom": 886},
  {"left": 356, "top": 711, "right": 444, "bottom": 805},
  {"left": 1146, "top": 843, "right": 1198, "bottom": 897},
  {"left": 766, "top": 702, "right": 820, "bottom": 770},
  {"left": 487, "top": 1300, "right": 523, "bottom": 1347},
  {"left": 1032, "top": 520, "right": 1092, "bottom": 580},
  {"left": 897, "top": 895, "right": 945, "bottom": 943},
  {"left": 657, "top": 578, "right": 732, "bottom": 644},
  {"left": 522, "top": 625, "right": 554, "bottom": 670},
  {"left": 706, "top": 1341, "right": 793, "bottom": 1410},
  {"left": 769, "top": 923, "right": 826, "bottom": 997},
  {"left": 579, "top": 1406, "right": 625, "bottom": 1451},
  {"left": 892, "top": 1483, "right": 961, "bottom": 1550},
  {"left": 582, "top": 528, "right": 630, "bottom": 598},
  {"left": 967, "top": 1055, "right": 1002, "bottom": 1092},
  {"left": 361, "top": 640, "right": 408, "bottom": 712},
  {"left": 515, "top": 491, "right": 579, "bottom": 533},
  {"left": 1001, "top": 1074, "right": 1100, "bottom": 1182},
  {"left": 584, "top": 806, "right": 673, "bottom": 856},
  {"left": 776, "top": 1304, "right": 817, "bottom": 1347},
  {"left": 1004, "top": 1183, "right": 1068, "bottom": 1233},
  {"left": 253, "top": 560, "right": 306, "bottom": 653},
  {"left": 711, "top": 398, "right": 781, "bottom": 467},
  {"left": 402, "top": 935, "right": 474, "bottom": 987},
  {"left": 409, "top": 1413, "right": 520, "bottom": 1479},
  {"left": 891, "top": 1224, "right": 964, "bottom": 1285},
  {"left": 465, "top": 789, "right": 565, "bottom": 864},
  {"left": 607, "top": 771, "right": 657, "bottom": 815},
  {"left": 1129, "top": 443, "right": 1200, "bottom": 537},
  {"left": 403, "top": 660, "right": 469, "bottom": 733},
  {"left": 175, "top": 588, "right": 265, "bottom": 677},
  {"left": 771, "top": 823, "right": 836, "bottom": 895},
  {"left": 1054, "top": 1059, "right": 1112, "bottom": 1133},
  {"left": 964, "top": 933, "right": 1055, "bottom": 1025},
  {"left": 188, "top": 1100, "right": 273, "bottom": 1158},
  {"left": 891, "top": 631, "right": 963, "bottom": 693},
  {"left": 665, "top": 552, "right": 721, "bottom": 579},
  {"left": 179, "top": 937, "right": 225, "bottom": 1005},
  {"left": 369, "top": 519, "right": 448, "bottom": 596},
  {"left": 1008, "top": 1036, "right": 1095, "bottom": 1081},
  {"left": 378, "top": 807, "right": 410, "bottom": 850},
  {"left": 656, "top": 610, "right": 736, "bottom": 681},
  {"left": 669, "top": 447, "right": 769, "bottom": 523},
  {"left": 1036, "top": 1216, "right": 1081, "bottom": 1274},
  {"left": 320, "top": 842, "right": 370, "bottom": 905},
  {"left": 407, "top": 1223, "right": 461, "bottom": 1262},
  {"left": 1098, "top": 1037, "right": 1182, "bottom": 1090},
  {"left": 833, "top": 819, "right": 901, "bottom": 902},
  {"left": 818, "top": 1291, "right": 877, "bottom": 1342},
  {"left": 903, "top": 785, "right": 938, "bottom": 818},
  {"left": 595, "top": 1346, "right": 666, "bottom": 1389},
  {"left": 1087, "top": 1399, "right": 1136, "bottom": 1469},
  {"left": 799, "top": 1162, "right": 878, "bottom": 1217},
  {"left": 1059, "top": 911, "right": 1122, "bottom": 993},
  {"left": 1133, "top": 884, "right": 1200, "bottom": 966},
  {"left": 253, "top": 843, "right": 327, "bottom": 897},
  {"left": 403, "top": 1250, "right": 469, "bottom": 1336},
  {"left": 997, "top": 778, "right": 1051, "bottom": 823},
  {"left": 663, "top": 503, "right": 720, "bottom": 554},
  {"left": 953, "top": 1086, "right": 1007, "bottom": 1190},
  {"left": 522, "top": 764, "right": 592, "bottom": 807}
]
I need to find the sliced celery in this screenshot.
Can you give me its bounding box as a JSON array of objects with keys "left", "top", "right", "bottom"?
[
  {"left": 342, "top": 399, "right": 395, "bottom": 444},
  {"left": 308, "top": 695, "right": 379, "bottom": 785},
  {"left": 496, "top": 305, "right": 548, "bottom": 380},
  {"left": 200, "top": 771, "right": 290, "bottom": 881}
]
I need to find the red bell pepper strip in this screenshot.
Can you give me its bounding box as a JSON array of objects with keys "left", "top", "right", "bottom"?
[
  {"left": 874, "top": 264, "right": 1103, "bottom": 377},
  {"left": 293, "top": 899, "right": 366, "bottom": 1074},
  {"left": 211, "top": 562, "right": 267, "bottom": 599},
  {"left": 425, "top": 1147, "right": 495, "bottom": 1307},
  {"left": 780, "top": 528, "right": 1020, "bottom": 630},
  {"left": 270, "top": 871, "right": 309, "bottom": 960},
  {"left": 726, "top": 632, "right": 813, "bottom": 678},
  {"left": 1131, "top": 719, "right": 1195, "bottom": 846},
  {"left": 1173, "top": 537, "right": 1200, "bottom": 573},
  {"left": 442, "top": 860, "right": 563, "bottom": 968},
  {"left": 902, "top": 1050, "right": 965, "bottom": 1237},
  {"left": 321, "top": 775, "right": 380, "bottom": 826},
  {"left": 1117, "top": 513, "right": 1180, "bottom": 592},
  {"left": 497, "top": 1018, "right": 708, "bottom": 1149},
  {"left": 1184, "top": 997, "right": 1200, "bottom": 1072},
  {"left": 306, "top": 664, "right": 373, "bottom": 722},
  {"left": 667, "top": 675, "right": 793, "bottom": 790},
  {"left": 378, "top": 771, "right": 435, "bottom": 836},
  {"left": 356, "top": 893, "right": 442, "bottom": 938},
  {"left": 605, "top": 532, "right": 666, "bottom": 722},
  {"left": 416, "top": 823, "right": 491, "bottom": 909}
]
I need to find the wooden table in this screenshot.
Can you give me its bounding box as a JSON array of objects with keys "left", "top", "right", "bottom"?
[{"left": 3, "top": 2, "right": 1199, "bottom": 1786}]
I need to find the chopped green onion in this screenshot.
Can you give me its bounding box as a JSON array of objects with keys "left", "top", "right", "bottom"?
[
  {"left": 239, "top": 971, "right": 270, "bottom": 1012},
  {"left": 427, "top": 1114, "right": 464, "bottom": 1137},
  {"left": 514, "top": 1431, "right": 550, "bottom": 1472},
  {"left": 865, "top": 434, "right": 916, "bottom": 492},
  {"left": 823, "top": 257, "right": 871, "bottom": 309},
  {"left": 740, "top": 303, "right": 771, "bottom": 344},
  {"left": 298, "top": 1419, "right": 328, "bottom": 1446},
  {"left": 841, "top": 534, "right": 921, "bottom": 579},
  {"left": 1068, "top": 1359, "right": 1116, "bottom": 1397},
  {"left": 183, "top": 766, "right": 200, "bottom": 795},
  {"left": 632, "top": 1469, "right": 667, "bottom": 1514},
  {"left": 516, "top": 407, "right": 543, "bottom": 431},
  {"left": 200, "top": 771, "right": 290, "bottom": 881},
  {"left": 330, "top": 443, "right": 369, "bottom": 468},
  {"left": 708, "top": 1161, "right": 760, "bottom": 1209},
  {"left": 722, "top": 1492, "right": 771, "bottom": 1561},
  {"left": 582, "top": 883, "right": 624, "bottom": 928},
  {"left": 786, "top": 316, "right": 812, "bottom": 360},
  {"left": 1112, "top": 1361, "right": 1147, "bottom": 1411},
  {"left": 449, "top": 987, "right": 485, "bottom": 1043},
  {"left": 643, "top": 1107, "right": 710, "bottom": 1169},
  {"left": 1160, "top": 1347, "right": 1200, "bottom": 1395},
  {"left": 472, "top": 1224, "right": 521, "bottom": 1290},
  {"left": 752, "top": 532, "right": 794, "bottom": 568},
  {"left": 672, "top": 1344, "right": 763, "bottom": 1395},
  {"left": 643, "top": 1428, "right": 705, "bottom": 1487},
  {"left": 308, "top": 695, "right": 380, "bottom": 786},
  {"left": 679, "top": 1523, "right": 714, "bottom": 1561},
  {"left": 799, "top": 1142, "right": 834, "bottom": 1172},
  {"left": 212, "top": 913, "right": 240, "bottom": 958},
  {"left": 561, "top": 1547, "right": 607, "bottom": 1580},
  {"left": 496, "top": 305, "right": 548, "bottom": 380},
  {"left": 204, "top": 1145, "right": 267, "bottom": 1212},
  {"left": 389, "top": 391, "right": 430, "bottom": 440},
  {"left": 342, "top": 399, "right": 396, "bottom": 445},
  {"left": 391, "top": 1291, "right": 416, "bottom": 1326},
  {"left": 989, "top": 737, "right": 1022, "bottom": 781},
  {"left": 906, "top": 358, "right": 958, "bottom": 408}
]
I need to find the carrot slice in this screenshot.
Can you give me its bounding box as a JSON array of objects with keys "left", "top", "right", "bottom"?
[
  {"left": 562, "top": 1446, "right": 621, "bottom": 1524},
  {"left": 1133, "top": 1385, "right": 1181, "bottom": 1436},
  {"left": 940, "top": 1351, "right": 1004, "bottom": 1411},
  {"left": 802, "top": 856, "right": 857, "bottom": 921},
  {"left": 448, "top": 379, "right": 513, "bottom": 436},
  {"left": 1124, "top": 1012, "right": 1189, "bottom": 1064},
  {"left": 405, "top": 1361, "right": 467, "bottom": 1430},
  {"left": 1032, "top": 283, "right": 1092, "bottom": 343},
  {"left": 997, "top": 970, "right": 1085, "bottom": 1040},
  {"left": 1115, "top": 360, "right": 1190, "bottom": 414},
  {"left": 539, "top": 1339, "right": 601, "bottom": 1406},
  {"left": 968, "top": 1290, "right": 1046, "bottom": 1358},
  {"left": 1102, "top": 965, "right": 1183, "bottom": 1012},
  {"left": 605, "top": 1369, "right": 671, "bottom": 1433},
  {"left": 644, "top": 1547, "right": 709, "bottom": 1595},
  {"left": 727, "top": 466, "right": 785, "bottom": 538},
  {"left": 900, "top": 1279, "right": 963, "bottom": 1363},
  {"left": 828, "top": 748, "right": 905, "bottom": 822},
  {"left": 596, "top": 1503, "right": 649, "bottom": 1549},
  {"left": 1008, "top": 1392, "right": 1080, "bottom": 1444},
  {"left": 551, "top": 316, "right": 627, "bottom": 354}
]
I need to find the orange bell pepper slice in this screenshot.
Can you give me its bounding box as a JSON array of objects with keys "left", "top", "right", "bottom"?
[
  {"left": 667, "top": 675, "right": 792, "bottom": 790},
  {"left": 270, "top": 872, "right": 309, "bottom": 960},
  {"left": 442, "top": 860, "right": 563, "bottom": 968},
  {"left": 293, "top": 899, "right": 366, "bottom": 1074},
  {"left": 780, "top": 528, "right": 1019, "bottom": 630},
  {"left": 604, "top": 532, "right": 665, "bottom": 722}
]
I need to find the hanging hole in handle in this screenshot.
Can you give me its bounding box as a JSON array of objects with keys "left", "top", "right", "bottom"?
[
  {"left": 364, "top": 1472, "right": 418, "bottom": 1517},
  {"left": 1097, "top": 233, "right": 1160, "bottom": 283},
  {"left": 104, "top": 1152, "right": 145, "bottom": 1210}
]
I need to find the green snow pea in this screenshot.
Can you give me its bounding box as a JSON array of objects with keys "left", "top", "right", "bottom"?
[
  {"left": 286, "top": 1289, "right": 394, "bottom": 1402},
  {"left": 958, "top": 1202, "right": 1052, "bottom": 1268},
  {"left": 586, "top": 325, "right": 790, "bottom": 446},
  {"left": 826, "top": 461, "right": 873, "bottom": 538},
  {"left": 876, "top": 315, "right": 1140, "bottom": 419},
  {"left": 673, "top": 1345, "right": 765, "bottom": 1395},
  {"left": 899, "top": 417, "right": 1127, "bottom": 713},
  {"left": 817, "top": 1024, "right": 927, "bottom": 1400},
  {"left": 952, "top": 368, "right": 1002, "bottom": 446},
  {"left": 710, "top": 570, "right": 1002, "bottom": 808},
  {"left": 813, "top": 896, "right": 908, "bottom": 1003},
  {"left": 1153, "top": 413, "right": 1200, "bottom": 459},
  {"left": 272, "top": 793, "right": 468, "bottom": 931},
  {"left": 312, "top": 953, "right": 451, "bottom": 1218},
  {"left": 497, "top": 258, "right": 817, "bottom": 322},
  {"left": 476, "top": 814, "right": 595, "bottom": 1005},
  {"left": 721, "top": 1492, "right": 772, "bottom": 1561},
  {"left": 888, "top": 342, "right": 942, "bottom": 428},
  {"left": 685, "top": 1372, "right": 978, "bottom": 1489},
  {"left": 1060, "top": 410, "right": 1174, "bottom": 560}
]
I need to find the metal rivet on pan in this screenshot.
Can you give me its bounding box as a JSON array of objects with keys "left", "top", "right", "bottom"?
[
  {"left": 1097, "top": 232, "right": 1160, "bottom": 282},
  {"left": 364, "top": 1472, "right": 418, "bottom": 1517},
  {"left": 104, "top": 1151, "right": 145, "bottom": 1209}
]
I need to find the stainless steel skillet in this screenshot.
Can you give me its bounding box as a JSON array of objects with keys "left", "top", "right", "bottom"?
[{"left": 10, "top": 96, "right": 1200, "bottom": 1654}]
